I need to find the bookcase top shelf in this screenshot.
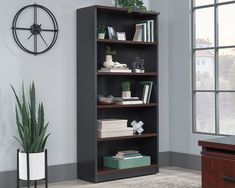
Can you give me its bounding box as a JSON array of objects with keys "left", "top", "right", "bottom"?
[
  {"left": 97, "top": 39, "right": 157, "bottom": 46},
  {"left": 97, "top": 72, "right": 157, "bottom": 76},
  {"left": 80, "top": 5, "right": 160, "bottom": 16},
  {"left": 97, "top": 132, "right": 157, "bottom": 142},
  {"left": 97, "top": 103, "right": 157, "bottom": 109}
]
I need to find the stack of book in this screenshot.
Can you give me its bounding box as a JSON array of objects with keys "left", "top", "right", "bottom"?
[
  {"left": 141, "top": 81, "right": 153, "bottom": 104},
  {"left": 103, "top": 150, "right": 151, "bottom": 169},
  {"left": 133, "top": 20, "right": 155, "bottom": 42},
  {"left": 98, "top": 67, "right": 132, "bottom": 73},
  {"left": 113, "top": 150, "right": 143, "bottom": 159},
  {"left": 115, "top": 97, "right": 143, "bottom": 105},
  {"left": 97, "top": 119, "right": 133, "bottom": 138}
]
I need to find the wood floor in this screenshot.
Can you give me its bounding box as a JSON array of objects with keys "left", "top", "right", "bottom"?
[{"left": 36, "top": 167, "right": 201, "bottom": 188}]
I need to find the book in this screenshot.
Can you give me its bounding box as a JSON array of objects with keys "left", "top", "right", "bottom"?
[
  {"left": 97, "top": 127, "right": 133, "bottom": 133},
  {"left": 114, "top": 153, "right": 142, "bottom": 159},
  {"left": 142, "top": 85, "right": 150, "bottom": 104},
  {"left": 98, "top": 68, "right": 132, "bottom": 73},
  {"left": 118, "top": 150, "right": 139, "bottom": 155},
  {"left": 97, "top": 119, "right": 128, "bottom": 130},
  {"left": 97, "top": 129, "right": 133, "bottom": 138},
  {"left": 141, "top": 81, "right": 153, "bottom": 103},
  {"left": 133, "top": 24, "right": 142, "bottom": 41},
  {"left": 114, "top": 155, "right": 143, "bottom": 160},
  {"left": 116, "top": 100, "right": 143, "bottom": 105},
  {"left": 150, "top": 20, "right": 154, "bottom": 42}
]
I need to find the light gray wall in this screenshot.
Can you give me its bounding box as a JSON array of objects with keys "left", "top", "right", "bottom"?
[
  {"left": 0, "top": 0, "right": 150, "bottom": 173},
  {"left": 150, "top": 0, "right": 221, "bottom": 156},
  {"left": 149, "top": 0, "right": 170, "bottom": 152}
]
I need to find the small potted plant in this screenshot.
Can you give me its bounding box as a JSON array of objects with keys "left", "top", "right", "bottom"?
[
  {"left": 97, "top": 25, "right": 107, "bottom": 39},
  {"left": 103, "top": 46, "right": 117, "bottom": 68},
  {"left": 11, "top": 82, "right": 50, "bottom": 184},
  {"left": 122, "top": 81, "right": 131, "bottom": 98},
  {"left": 114, "top": 0, "right": 147, "bottom": 13}
]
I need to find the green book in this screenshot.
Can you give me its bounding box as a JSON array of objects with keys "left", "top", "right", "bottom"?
[{"left": 104, "top": 156, "right": 151, "bottom": 169}]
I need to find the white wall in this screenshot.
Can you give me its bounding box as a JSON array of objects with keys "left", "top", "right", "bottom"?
[
  {"left": 0, "top": 0, "right": 151, "bottom": 172},
  {"left": 150, "top": 0, "right": 221, "bottom": 156}
]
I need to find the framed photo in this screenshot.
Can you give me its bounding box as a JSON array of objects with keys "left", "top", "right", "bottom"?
[
  {"left": 107, "top": 26, "right": 116, "bottom": 40},
  {"left": 116, "top": 32, "right": 126, "bottom": 41}
]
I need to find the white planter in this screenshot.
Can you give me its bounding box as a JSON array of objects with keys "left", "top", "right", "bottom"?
[
  {"left": 122, "top": 91, "right": 131, "bottom": 98},
  {"left": 19, "top": 152, "right": 45, "bottom": 180},
  {"left": 98, "top": 33, "right": 105, "bottom": 39},
  {"left": 103, "top": 55, "right": 114, "bottom": 68}
]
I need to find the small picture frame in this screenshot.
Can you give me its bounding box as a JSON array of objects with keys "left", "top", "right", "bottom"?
[
  {"left": 116, "top": 32, "right": 126, "bottom": 41},
  {"left": 107, "top": 26, "right": 116, "bottom": 40}
]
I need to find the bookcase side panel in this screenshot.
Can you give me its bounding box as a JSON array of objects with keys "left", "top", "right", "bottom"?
[{"left": 77, "top": 7, "right": 97, "bottom": 182}]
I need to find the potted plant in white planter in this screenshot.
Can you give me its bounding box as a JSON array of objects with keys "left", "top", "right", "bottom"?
[
  {"left": 11, "top": 82, "right": 50, "bottom": 185},
  {"left": 103, "top": 46, "right": 117, "bottom": 68},
  {"left": 97, "top": 25, "right": 107, "bottom": 39},
  {"left": 122, "top": 81, "right": 131, "bottom": 98}
]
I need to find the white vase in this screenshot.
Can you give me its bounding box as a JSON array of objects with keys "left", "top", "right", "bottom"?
[
  {"left": 98, "top": 33, "right": 105, "bottom": 39},
  {"left": 19, "top": 152, "right": 45, "bottom": 180},
  {"left": 103, "top": 55, "right": 114, "bottom": 68},
  {"left": 122, "top": 91, "right": 131, "bottom": 98}
]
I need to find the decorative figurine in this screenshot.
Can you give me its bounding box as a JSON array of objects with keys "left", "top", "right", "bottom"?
[
  {"left": 132, "top": 57, "right": 145, "bottom": 73},
  {"left": 131, "top": 120, "right": 144, "bottom": 134}
]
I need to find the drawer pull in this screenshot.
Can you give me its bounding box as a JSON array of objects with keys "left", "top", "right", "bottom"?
[{"left": 223, "top": 175, "right": 235, "bottom": 182}]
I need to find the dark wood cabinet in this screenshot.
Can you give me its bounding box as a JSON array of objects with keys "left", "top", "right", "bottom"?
[
  {"left": 199, "top": 137, "right": 235, "bottom": 188},
  {"left": 77, "top": 5, "right": 159, "bottom": 183}
]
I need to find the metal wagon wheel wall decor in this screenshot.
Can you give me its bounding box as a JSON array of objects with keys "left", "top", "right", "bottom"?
[{"left": 12, "top": 4, "right": 59, "bottom": 55}]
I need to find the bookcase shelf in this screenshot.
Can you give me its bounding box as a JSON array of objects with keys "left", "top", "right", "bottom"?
[
  {"left": 97, "top": 39, "right": 157, "bottom": 46},
  {"left": 97, "top": 72, "right": 157, "bottom": 76},
  {"left": 98, "top": 133, "right": 157, "bottom": 142},
  {"left": 97, "top": 103, "right": 157, "bottom": 109},
  {"left": 77, "top": 5, "right": 159, "bottom": 183}
]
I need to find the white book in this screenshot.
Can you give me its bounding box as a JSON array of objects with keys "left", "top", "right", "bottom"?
[
  {"left": 98, "top": 129, "right": 133, "bottom": 138},
  {"left": 98, "top": 69, "right": 132, "bottom": 73},
  {"left": 133, "top": 25, "right": 142, "bottom": 41},
  {"left": 116, "top": 100, "right": 143, "bottom": 105},
  {"left": 97, "top": 127, "right": 133, "bottom": 133},
  {"left": 147, "top": 20, "right": 151, "bottom": 42},
  {"left": 97, "top": 119, "right": 128, "bottom": 124},
  {"left": 97, "top": 124, "right": 127, "bottom": 130},
  {"left": 113, "top": 156, "right": 143, "bottom": 160},
  {"left": 142, "top": 85, "right": 150, "bottom": 104},
  {"left": 150, "top": 20, "right": 154, "bottom": 42}
]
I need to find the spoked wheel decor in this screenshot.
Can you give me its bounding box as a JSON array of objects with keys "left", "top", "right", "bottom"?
[{"left": 12, "top": 4, "right": 59, "bottom": 55}]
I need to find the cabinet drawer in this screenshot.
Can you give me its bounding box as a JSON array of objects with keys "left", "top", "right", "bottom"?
[{"left": 202, "top": 156, "right": 235, "bottom": 188}]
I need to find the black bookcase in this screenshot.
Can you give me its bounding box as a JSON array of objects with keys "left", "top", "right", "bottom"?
[{"left": 77, "top": 5, "right": 160, "bottom": 183}]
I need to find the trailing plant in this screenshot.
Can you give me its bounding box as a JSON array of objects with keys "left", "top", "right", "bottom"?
[
  {"left": 122, "top": 82, "right": 131, "bottom": 91},
  {"left": 106, "top": 46, "right": 117, "bottom": 56},
  {"left": 114, "top": 0, "right": 147, "bottom": 13},
  {"left": 11, "top": 82, "right": 50, "bottom": 153},
  {"left": 97, "top": 25, "right": 107, "bottom": 34}
]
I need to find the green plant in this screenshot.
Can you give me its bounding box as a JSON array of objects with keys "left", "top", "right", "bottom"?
[
  {"left": 106, "top": 46, "right": 117, "bottom": 56},
  {"left": 114, "top": 0, "right": 147, "bottom": 13},
  {"left": 97, "top": 25, "right": 107, "bottom": 34},
  {"left": 11, "top": 82, "right": 50, "bottom": 153},
  {"left": 122, "top": 82, "right": 131, "bottom": 91}
]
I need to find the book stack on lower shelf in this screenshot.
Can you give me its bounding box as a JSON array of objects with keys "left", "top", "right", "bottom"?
[
  {"left": 98, "top": 67, "right": 132, "bottom": 73},
  {"left": 115, "top": 97, "right": 143, "bottom": 105},
  {"left": 97, "top": 119, "right": 133, "bottom": 138},
  {"left": 104, "top": 150, "right": 151, "bottom": 169}
]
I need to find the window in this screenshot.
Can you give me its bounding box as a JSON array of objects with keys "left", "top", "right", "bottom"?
[{"left": 192, "top": 0, "right": 235, "bottom": 135}]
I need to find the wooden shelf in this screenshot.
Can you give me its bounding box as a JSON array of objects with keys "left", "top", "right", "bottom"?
[
  {"left": 97, "top": 39, "right": 157, "bottom": 46},
  {"left": 97, "top": 72, "right": 157, "bottom": 76},
  {"left": 97, "top": 103, "right": 157, "bottom": 109},
  {"left": 98, "top": 133, "right": 157, "bottom": 142},
  {"left": 98, "top": 164, "right": 157, "bottom": 175}
]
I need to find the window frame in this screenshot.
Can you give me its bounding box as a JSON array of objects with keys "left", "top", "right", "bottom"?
[{"left": 191, "top": 0, "right": 235, "bottom": 136}]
